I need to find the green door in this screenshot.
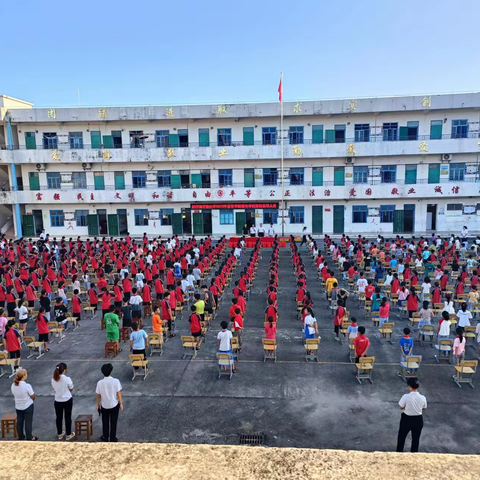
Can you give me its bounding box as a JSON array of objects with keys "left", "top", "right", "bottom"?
[
  {"left": 199, "top": 129, "right": 210, "bottom": 147},
  {"left": 193, "top": 213, "right": 203, "bottom": 234},
  {"left": 430, "top": 121, "right": 443, "bottom": 140},
  {"left": 244, "top": 169, "right": 254, "bottom": 187},
  {"left": 87, "top": 214, "right": 99, "bottom": 236},
  {"left": 428, "top": 164, "right": 440, "bottom": 184},
  {"left": 28, "top": 172, "right": 40, "bottom": 191},
  {"left": 107, "top": 214, "right": 119, "bottom": 236},
  {"left": 102, "top": 135, "right": 114, "bottom": 148},
  {"left": 25, "top": 132, "right": 36, "bottom": 150},
  {"left": 312, "top": 126, "right": 324, "bottom": 144},
  {"left": 191, "top": 174, "right": 202, "bottom": 188},
  {"left": 172, "top": 213, "right": 183, "bottom": 235},
  {"left": 325, "top": 129, "right": 335, "bottom": 143},
  {"left": 114, "top": 172, "right": 125, "bottom": 190},
  {"left": 171, "top": 175, "right": 181, "bottom": 189},
  {"left": 312, "top": 168, "right": 323, "bottom": 186},
  {"left": 405, "top": 165, "right": 417, "bottom": 185},
  {"left": 168, "top": 134, "right": 179, "bottom": 147},
  {"left": 243, "top": 127, "right": 254, "bottom": 146},
  {"left": 333, "top": 206, "right": 344, "bottom": 234},
  {"left": 334, "top": 167, "right": 345, "bottom": 186},
  {"left": 235, "top": 212, "right": 245, "bottom": 235},
  {"left": 91, "top": 131, "right": 101, "bottom": 149},
  {"left": 393, "top": 210, "right": 405, "bottom": 233},
  {"left": 399, "top": 126, "right": 409, "bottom": 141},
  {"left": 94, "top": 173, "right": 105, "bottom": 190},
  {"left": 312, "top": 206, "right": 323, "bottom": 234},
  {"left": 22, "top": 215, "right": 35, "bottom": 236}
]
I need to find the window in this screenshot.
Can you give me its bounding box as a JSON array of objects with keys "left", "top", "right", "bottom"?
[
  {"left": 380, "top": 205, "right": 395, "bottom": 223},
  {"left": 72, "top": 172, "right": 87, "bottom": 189},
  {"left": 353, "top": 166, "right": 368, "bottom": 184},
  {"left": 263, "top": 168, "right": 278, "bottom": 186},
  {"left": 217, "top": 128, "right": 231, "bottom": 146},
  {"left": 50, "top": 210, "right": 64, "bottom": 227},
  {"left": 289, "top": 206, "right": 304, "bottom": 224},
  {"left": 130, "top": 131, "right": 144, "bottom": 148},
  {"left": 352, "top": 205, "right": 367, "bottom": 223},
  {"left": 244, "top": 168, "right": 255, "bottom": 188},
  {"left": 452, "top": 120, "right": 468, "bottom": 139},
  {"left": 160, "top": 208, "right": 173, "bottom": 225},
  {"left": 289, "top": 167, "right": 304, "bottom": 185},
  {"left": 75, "top": 210, "right": 89, "bottom": 227},
  {"left": 201, "top": 170, "right": 211, "bottom": 188},
  {"left": 334, "top": 124, "right": 346, "bottom": 143},
  {"left": 94, "top": 172, "right": 105, "bottom": 190},
  {"left": 218, "top": 169, "right": 232, "bottom": 187},
  {"left": 334, "top": 166, "right": 345, "bottom": 186},
  {"left": 289, "top": 126, "right": 304, "bottom": 144},
  {"left": 114, "top": 171, "right": 125, "bottom": 190},
  {"left": 25, "top": 132, "right": 36, "bottom": 149},
  {"left": 69, "top": 132, "right": 83, "bottom": 149},
  {"left": 220, "top": 209, "right": 234, "bottom": 225},
  {"left": 132, "top": 171, "right": 146, "bottom": 188},
  {"left": 312, "top": 167, "right": 323, "bottom": 186},
  {"left": 198, "top": 128, "right": 210, "bottom": 147},
  {"left": 43, "top": 133, "right": 58, "bottom": 149},
  {"left": 262, "top": 127, "right": 276, "bottom": 145},
  {"left": 47, "top": 172, "right": 61, "bottom": 189},
  {"left": 28, "top": 172, "right": 40, "bottom": 191},
  {"left": 134, "top": 209, "right": 149, "bottom": 226},
  {"left": 263, "top": 208, "right": 278, "bottom": 224},
  {"left": 156, "top": 130, "right": 169, "bottom": 148},
  {"left": 405, "top": 164, "right": 417, "bottom": 184},
  {"left": 381, "top": 165, "right": 397, "bottom": 183},
  {"left": 430, "top": 120, "right": 443, "bottom": 140},
  {"left": 157, "top": 170, "right": 171, "bottom": 187},
  {"left": 428, "top": 164, "right": 440, "bottom": 184},
  {"left": 383, "top": 123, "right": 398, "bottom": 141},
  {"left": 354, "top": 124, "right": 370, "bottom": 142},
  {"left": 404, "top": 121, "right": 419, "bottom": 141},
  {"left": 312, "top": 125, "right": 323, "bottom": 144},
  {"left": 449, "top": 163, "right": 465, "bottom": 181},
  {"left": 243, "top": 127, "right": 254, "bottom": 146},
  {"left": 178, "top": 129, "right": 188, "bottom": 147},
  {"left": 447, "top": 203, "right": 463, "bottom": 211}
]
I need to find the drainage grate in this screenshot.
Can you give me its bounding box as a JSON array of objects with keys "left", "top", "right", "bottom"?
[{"left": 239, "top": 433, "right": 265, "bottom": 446}]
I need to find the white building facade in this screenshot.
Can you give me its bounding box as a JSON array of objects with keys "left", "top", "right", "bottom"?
[{"left": 0, "top": 93, "right": 479, "bottom": 239}]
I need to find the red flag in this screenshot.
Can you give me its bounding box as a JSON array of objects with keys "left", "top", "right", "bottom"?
[{"left": 278, "top": 75, "right": 282, "bottom": 102}]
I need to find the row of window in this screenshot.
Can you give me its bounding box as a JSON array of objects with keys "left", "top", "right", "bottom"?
[
  {"left": 352, "top": 205, "right": 395, "bottom": 223},
  {"left": 31, "top": 162, "right": 468, "bottom": 191},
  {"left": 23, "top": 119, "right": 473, "bottom": 150}
]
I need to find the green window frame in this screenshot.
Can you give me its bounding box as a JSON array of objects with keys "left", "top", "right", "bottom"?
[{"left": 94, "top": 172, "right": 105, "bottom": 190}]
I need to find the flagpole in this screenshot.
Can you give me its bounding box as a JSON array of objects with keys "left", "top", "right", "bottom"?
[{"left": 280, "top": 72, "right": 284, "bottom": 237}]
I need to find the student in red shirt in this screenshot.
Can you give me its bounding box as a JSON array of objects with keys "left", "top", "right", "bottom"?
[
  {"left": 188, "top": 304, "right": 202, "bottom": 348},
  {"left": 36, "top": 308, "right": 50, "bottom": 352},
  {"left": 353, "top": 326, "right": 370, "bottom": 363},
  {"left": 113, "top": 280, "right": 123, "bottom": 309},
  {"left": 232, "top": 307, "right": 244, "bottom": 351},
  {"left": 265, "top": 299, "right": 277, "bottom": 323},
  {"left": 166, "top": 268, "right": 175, "bottom": 289},
  {"left": 72, "top": 289, "right": 82, "bottom": 324},
  {"left": 3, "top": 320, "right": 22, "bottom": 369},
  {"left": 122, "top": 275, "right": 132, "bottom": 301},
  {"left": 100, "top": 288, "right": 113, "bottom": 319},
  {"left": 237, "top": 291, "right": 246, "bottom": 314},
  {"left": 161, "top": 292, "right": 174, "bottom": 337},
  {"left": 334, "top": 305, "right": 346, "bottom": 342},
  {"left": 365, "top": 280, "right": 375, "bottom": 300},
  {"left": 88, "top": 283, "right": 98, "bottom": 313},
  {"left": 229, "top": 298, "right": 239, "bottom": 320},
  {"left": 25, "top": 281, "right": 36, "bottom": 309},
  {"left": 406, "top": 287, "right": 419, "bottom": 319}
]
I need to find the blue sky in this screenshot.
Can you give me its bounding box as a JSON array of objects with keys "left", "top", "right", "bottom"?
[{"left": 2, "top": 0, "right": 480, "bottom": 107}]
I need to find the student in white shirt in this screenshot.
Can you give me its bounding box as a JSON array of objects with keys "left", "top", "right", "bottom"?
[
  {"left": 11, "top": 369, "right": 38, "bottom": 441},
  {"left": 51, "top": 362, "right": 75, "bottom": 441},
  {"left": 96, "top": 363, "right": 123, "bottom": 442},
  {"left": 257, "top": 224, "right": 265, "bottom": 237},
  {"left": 186, "top": 272, "right": 196, "bottom": 289},
  {"left": 217, "top": 320, "right": 235, "bottom": 372},
  {"left": 267, "top": 224, "right": 275, "bottom": 236},
  {"left": 457, "top": 303, "right": 472, "bottom": 328},
  {"left": 249, "top": 225, "right": 257, "bottom": 237}
]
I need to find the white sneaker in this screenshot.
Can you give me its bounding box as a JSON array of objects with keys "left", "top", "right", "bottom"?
[
  {"left": 58, "top": 432, "right": 65, "bottom": 440},
  {"left": 66, "top": 433, "right": 75, "bottom": 441}
]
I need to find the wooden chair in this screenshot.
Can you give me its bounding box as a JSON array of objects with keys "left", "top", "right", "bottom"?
[
  {"left": 448, "top": 314, "right": 458, "bottom": 333},
  {"left": 410, "top": 312, "right": 421, "bottom": 329},
  {"left": 340, "top": 321, "right": 351, "bottom": 344},
  {"left": 181, "top": 335, "right": 202, "bottom": 359},
  {"left": 148, "top": 333, "right": 163, "bottom": 356},
  {"left": 355, "top": 356, "right": 375, "bottom": 384},
  {"left": 1, "top": 414, "right": 17, "bottom": 438},
  {"left": 66, "top": 312, "right": 79, "bottom": 330},
  {"left": 304, "top": 337, "right": 320, "bottom": 362},
  {"left": 463, "top": 326, "right": 476, "bottom": 349},
  {"left": 104, "top": 341, "right": 118, "bottom": 358},
  {"left": 0, "top": 352, "right": 16, "bottom": 379},
  {"left": 262, "top": 338, "right": 277, "bottom": 362},
  {"left": 74, "top": 415, "right": 93, "bottom": 440},
  {"left": 83, "top": 305, "right": 96, "bottom": 318},
  {"left": 119, "top": 327, "right": 130, "bottom": 343},
  {"left": 348, "top": 338, "right": 356, "bottom": 363},
  {"left": 231, "top": 337, "right": 240, "bottom": 361},
  {"left": 48, "top": 321, "right": 65, "bottom": 343},
  {"left": 453, "top": 360, "right": 478, "bottom": 388},
  {"left": 400, "top": 355, "right": 422, "bottom": 381},
  {"left": 371, "top": 314, "right": 380, "bottom": 328},
  {"left": 435, "top": 339, "right": 453, "bottom": 364},
  {"left": 433, "top": 303, "right": 444, "bottom": 315},
  {"left": 217, "top": 352, "right": 234, "bottom": 380},
  {"left": 471, "top": 303, "right": 480, "bottom": 317},
  {"left": 379, "top": 322, "right": 395, "bottom": 345},
  {"left": 129, "top": 354, "right": 149, "bottom": 381},
  {"left": 25, "top": 335, "right": 45, "bottom": 359},
  {"left": 143, "top": 305, "right": 152, "bottom": 318},
  {"left": 419, "top": 324, "right": 435, "bottom": 347}
]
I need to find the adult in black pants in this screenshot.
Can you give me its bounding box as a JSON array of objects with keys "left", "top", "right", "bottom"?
[
  {"left": 96, "top": 363, "right": 123, "bottom": 442},
  {"left": 397, "top": 377, "right": 427, "bottom": 452},
  {"left": 11, "top": 369, "right": 38, "bottom": 441},
  {"left": 51, "top": 362, "right": 75, "bottom": 441}
]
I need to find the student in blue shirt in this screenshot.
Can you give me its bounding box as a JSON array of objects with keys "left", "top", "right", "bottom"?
[
  {"left": 398, "top": 327, "right": 414, "bottom": 367},
  {"left": 129, "top": 321, "right": 149, "bottom": 369},
  {"left": 390, "top": 258, "right": 398, "bottom": 269}
]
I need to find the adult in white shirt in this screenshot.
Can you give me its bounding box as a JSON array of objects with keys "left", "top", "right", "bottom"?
[
  {"left": 39, "top": 230, "right": 47, "bottom": 241},
  {"left": 249, "top": 225, "right": 257, "bottom": 237},
  {"left": 257, "top": 224, "right": 265, "bottom": 238},
  {"left": 457, "top": 304, "right": 472, "bottom": 328},
  {"left": 11, "top": 369, "right": 38, "bottom": 441},
  {"left": 397, "top": 377, "right": 427, "bottom": 452},
  {"left": 120, "top": 267, "right": 129, "bottom": 280},
  {"left": 129, "top": 289, "right": 143, "bottom": 321},
  {"left": 51, "top": 362, "right": 75, "bottom": 440},
  {"left": 461, "top": 226, "right": 469, "bottom": 239},
  {"left": 267, "top": 224, "right": 275, "bottom": 236},
  {"left": 96, "top": 363, "right": 123, "bottom": 442},
  {"left": 234, "top": 247, "right": 242, "bottom": 260}
]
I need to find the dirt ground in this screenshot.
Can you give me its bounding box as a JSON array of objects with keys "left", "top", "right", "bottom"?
[{"left": 1, "top": 442, "right": 480, "bottom": 480}]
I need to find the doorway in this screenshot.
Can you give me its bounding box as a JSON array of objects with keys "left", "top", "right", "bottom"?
[
  {"left": 426, "top": 204, "right": 437, "bottom": 231},
  {"left": 333, "top": 205, "right": 345, "bottom": 234},
  {"left": 245, "top": 209, "right": 256, "bottom": 229},
  {"left": 117, "top": 209, "right": 128, "bottom": 235},
  {"left": 97, "top": 209, "right": 108, "bottom": 235},
  {"left": 202, "top": 210, "right": 212, "bottom": 234},
  {"left": 112, "top": 131, "right": 122, "bottom": 149},
  {"left": 32, "top": 210, "right": 44, "bottom": 235},
  {"left": 180, "top": 171, "right": 190, "bottom": 189},
  {"left": 192, "top": 210, "right": 212, "bottom": 235},
  {"left": 404, "top": 204, "right": 415, "bottom": 233},
  {"left": 312, "top": 206, "right": 323, "bottom": 234},
  {"left": 182, "top": 208, "right": 192, "bottom": 234}
]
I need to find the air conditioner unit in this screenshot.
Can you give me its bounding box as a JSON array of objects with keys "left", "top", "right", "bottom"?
[
  {"left": 81, "top": 162, "right": 92, "bottom": 171},
  {"left": 35, "top": 163, "right": 46, "bottom": 171},
  {"left": 442, "top": 154, "right": 452, "bottom": 162},
  {"left": 345, "top": 157, "right": 354, "bottom": 165}
]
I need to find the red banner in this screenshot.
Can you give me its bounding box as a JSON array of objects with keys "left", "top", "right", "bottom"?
[{"left": 191, "top": 202, "right": 279, "bottom": 210}]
